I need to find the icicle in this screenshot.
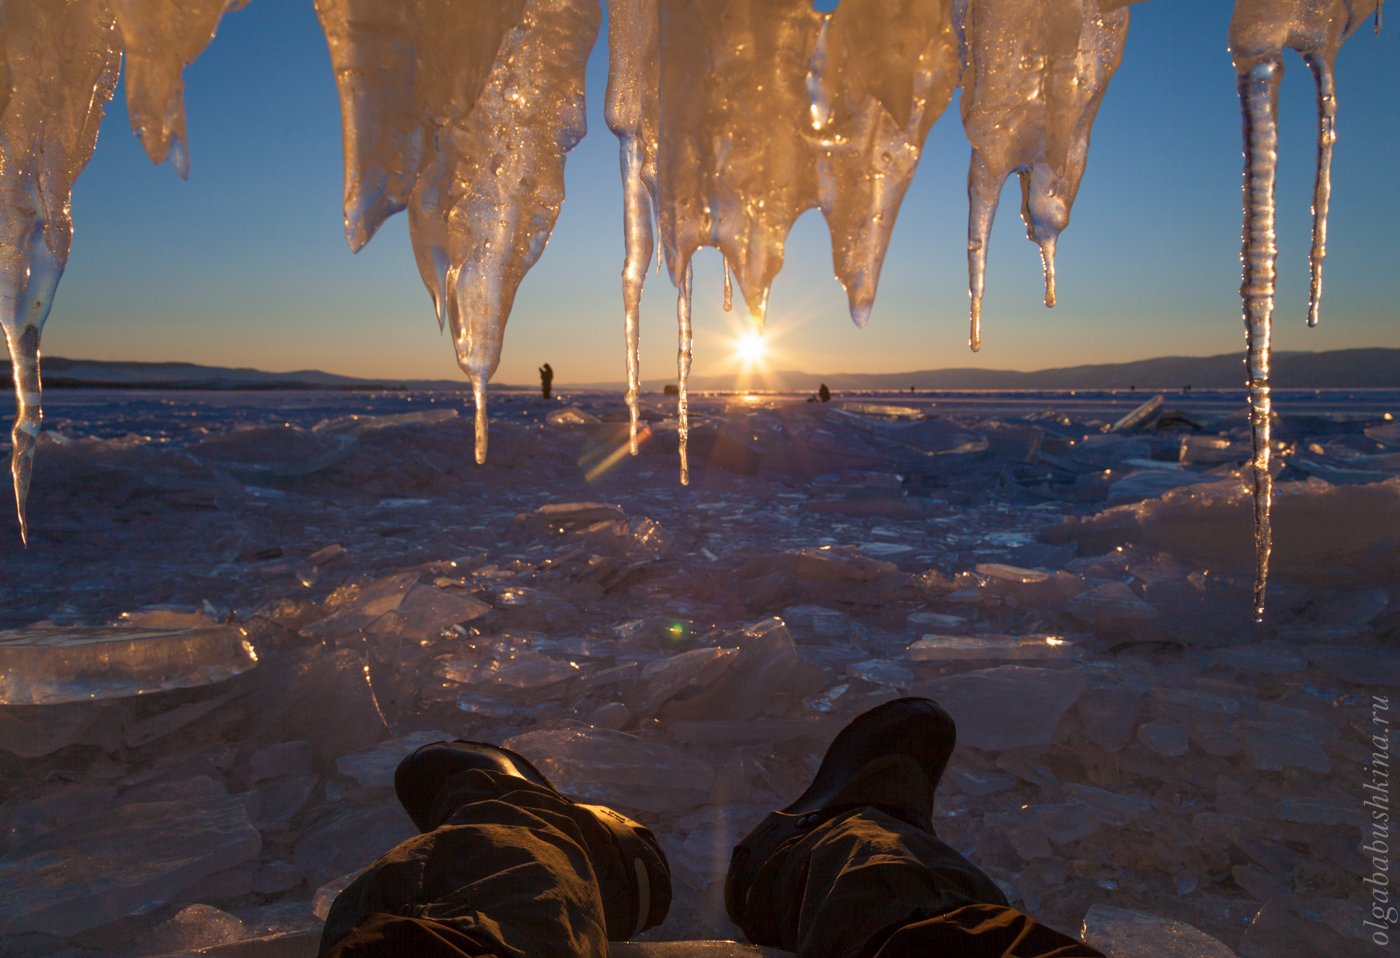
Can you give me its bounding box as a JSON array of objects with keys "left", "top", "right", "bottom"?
[
  {"left": 604, "top": 0, "right": 660, "bottom": 457},
  {"left": 959, "top": 0, "right": 1129, "bottom": 348},
  {"left": 471, "top": 377, "right": 489, "bottom": 466},
  {"left": 1040, "top": 235, "right": 1057, "bottom": 308},
  {"left": 676, "top": 262, "right": 693, "bottom": 486},
  {"left": 317, "top": 0, "right": 598, "bottom": 465},
  {"left": 722, "top": 257, "right": 733, "bottom": 312},
  {"left": 656, "top": 0, "right": 819, "bottom": 321},
  {"left": 815, "top": 0, "right": 959, "bottom": 329},
  {"left": 1228, "top": 0, "right": 1383, "bottom": 615},
  {"left": 111, "top": 0, "right": 248, "bottom": 178},
  {"left": 0, "top": 1, "right": 120, "bottom": 541},
  {"left": 967, "top": 164, "right": 996, "bottom": 352},
  {"left": 1228, "top": 0, "right": 1382, "bottom": 331},
  {"left": 1236, "top": 56, "right": 1281, "bottom": 621},
  {"left": 1304, "top": 52, "right": 1335, "bottom": 328}
]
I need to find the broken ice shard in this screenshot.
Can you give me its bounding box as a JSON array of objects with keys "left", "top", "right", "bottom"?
[
  {"left": 316, "top": 0, "right": 599, "bottom": 465},
  {"left": 1229, "top": 0, "right": 1384, "bottom": 617},
  {"left": 112, "top": 0, "right": 250, "bottom": 178},
  {"left": 0, "top": 624, "right": 258, "bottom": 705},
  {"left": 959, "top": 0, "right": 1130, "bottom": 350},
  {"left": 0, "top": 0, "right": 120, "bottom": 544}
]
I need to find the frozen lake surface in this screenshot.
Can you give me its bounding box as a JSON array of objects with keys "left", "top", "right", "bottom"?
[{"left": 0, "top": 387, "right": 1395, "bottom": 957}]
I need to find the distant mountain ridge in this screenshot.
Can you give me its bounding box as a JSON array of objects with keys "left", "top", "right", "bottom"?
[
  {"left": 8, "top": 348, "right": 1398, "bottom": 392},
  {"left": 626, "top": 348, "right": 1400, "bottom": 391}
]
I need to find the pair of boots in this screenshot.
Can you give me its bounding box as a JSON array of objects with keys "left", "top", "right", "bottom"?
[{"left": 320, "top": 698, "right": 1101, "bottom": 958}]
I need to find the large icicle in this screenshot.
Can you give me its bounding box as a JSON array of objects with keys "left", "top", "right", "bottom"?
[
  {"left": 656, "top": 0, "right": 821, "bottom": 328},
  {"left": 111, "top": 0, "right": 249, "bottom": 178},
  {"left": 958, "top": 0, "right": 1130, "bottom": 351},
  {"left": 316, "top": 0, "right": 598, "bottom": 464},
  {"left": 813, "top": 0, "right": 959, "bottom": 328},
  {"left": 1228, "top": 0, "right": 1383, "bottom": 617},
  {"left": 0, "top": 1, "right": 120, "bottom": 543},
  {"left": 648, "top": 0, "right": 955, "bottom": 472},
  {"left": 604, "top": 0, "right": 660, "bottom": 456}
]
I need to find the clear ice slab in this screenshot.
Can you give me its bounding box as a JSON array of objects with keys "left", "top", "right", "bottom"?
[{"left": 0, "top": 623, "right": 258, "bottom": 705}]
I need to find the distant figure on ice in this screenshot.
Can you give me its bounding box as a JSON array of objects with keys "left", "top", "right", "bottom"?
[
  {"left": 538, "top": 362, "right": 553, "bottom": 400},
  {"left": 317, "top": 698, "right": 1102, "bottom": 958},
  {"left": 818, "top": 382, "right": 831, "bottom": 403}
]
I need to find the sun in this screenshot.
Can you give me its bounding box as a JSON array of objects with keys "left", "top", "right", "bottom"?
[{"left": 736, "top": 326, "right": 767, "bottom": 367}]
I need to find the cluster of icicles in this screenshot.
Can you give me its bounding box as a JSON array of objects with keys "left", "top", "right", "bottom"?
[{"left": 0, "top": 0, "right": 1386, "bottom": 616}]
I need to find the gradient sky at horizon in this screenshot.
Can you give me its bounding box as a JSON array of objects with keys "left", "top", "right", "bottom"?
[{"left": 38, "top": 0, "right": 1400, "bottom": 388}]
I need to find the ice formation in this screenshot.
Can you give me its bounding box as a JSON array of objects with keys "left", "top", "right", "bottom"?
[
  {"left": 316, "top": 0, "right": 600, "bottom": 465},
  {"left": 958, "top": 0, "right": 1129, "bottom": 352},
  {"left": 0, "top": 0, "right": 120, "bottom": 545},
  {"left": 112, "top": 0, "right": 250, "bottom": 178},
  {"left": 617, "top": 0, "right": 959, "bottom": 480},
  {"left": 0, "top": 0, "right": 1389, "bottom": 613},
  {"left": 1228, "top": 0, "right": 1384, "bottom": 617}
]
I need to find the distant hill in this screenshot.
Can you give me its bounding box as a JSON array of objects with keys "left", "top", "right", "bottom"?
[
  {"left": 664, "top": 348, "right": 1400, "bottom": 392},
  {"left": 6, "top": 348, "right": 1398, "bottom": 392},
  {"left": 24, "top": 357, "right": 475, "bottom": 392}
]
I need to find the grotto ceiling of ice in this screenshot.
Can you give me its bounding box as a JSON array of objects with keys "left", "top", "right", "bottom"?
[{"left": 0, "top": 0, "right": 1389, "bottom": 616}]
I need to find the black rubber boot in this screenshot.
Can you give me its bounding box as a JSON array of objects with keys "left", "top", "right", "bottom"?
[
  {"left": 394, "top": 739, "right": 672, "bottom": 941},
  {"left": 724, "top": 697, "right": 958, "bottom": 937}
]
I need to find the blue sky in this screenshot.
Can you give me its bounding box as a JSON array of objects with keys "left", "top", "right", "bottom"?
[{"left": 41, "top": 0, "right": 1400, "bottom": 387}]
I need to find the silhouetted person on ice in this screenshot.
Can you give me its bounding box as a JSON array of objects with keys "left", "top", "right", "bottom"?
[
  {"left": 318, "top": 698, "right": 1101, "bottom": 957},
  {"left": 818, "top": 383, "right": 830, "bottom": 403},
  {"left": 539, "top": 363, "right": 554, "bottom": 400}
]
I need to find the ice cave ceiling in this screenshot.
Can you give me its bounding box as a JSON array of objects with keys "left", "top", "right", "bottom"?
[{"left": 0, "top": 0, "right": 1389, "bottom": 616}]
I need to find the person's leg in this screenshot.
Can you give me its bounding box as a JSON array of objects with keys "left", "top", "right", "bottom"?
[
  {"left": 726, "top": 698, "right": 1100, "bottom": 958},
  {"left": 319, "top": 741, "right": 670, "bottom": 958}
]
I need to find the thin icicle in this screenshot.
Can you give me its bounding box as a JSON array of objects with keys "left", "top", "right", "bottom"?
[
  {"left": 676, "top": 262, "right": 693, "bottom": 486},
  {"left": 619, "top": 137, "right": 652, "bottom": 455},
  {"left": 966, "top": 160, "right": 996, "bottom": 352},
  {"left": 471, "top": 378, "right": 489, "bottom": 466},
  {"left": 1304, "top": 52, "right": 1336, "bottom": 328},
  {"left": 1040, "top": 236, "right": 1058, "bottom": 308},
  {"left": 1237, "top": 57, "right": 1281, "bottom": 621},
  {"left": 604, "top": 0, "right": 659, "bottom": 457},
  {"left": 4, "top": 326, "right": 42, "bottom": 546},
  {"left": 722, "top": 256, "right": 733, "bottom": 312}
]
